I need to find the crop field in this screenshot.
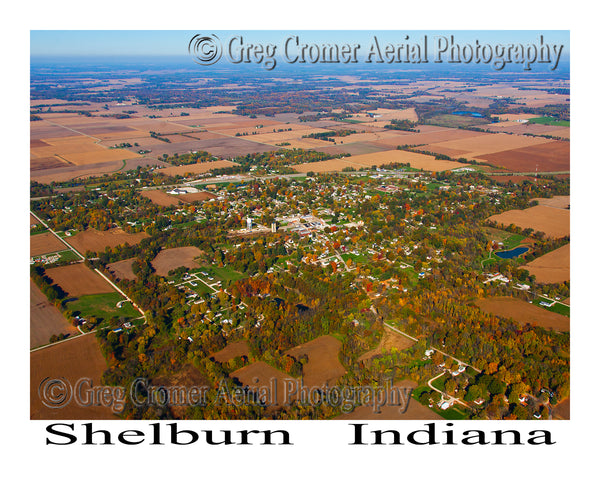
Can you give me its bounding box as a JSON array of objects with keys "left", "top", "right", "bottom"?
[
  {"left": 475, "top": 297, "right": 569, "bottom": 332},
  {"left": 141, "top": 189, "right": 185, "bottom": 206},
  {"left": 67, "top": 227, "right": 148, "bottom": 253},
  {"left": 157, "top": 160, "right": 239, "bottom": 177},
  {"left": 422, "top": 132, "right": 552, "bottom": 160},
  {"left": 212, "top": 340, "right": 251, "bottom": 363},
  {"left": 30, "top": 334, "right": 115, "bottom": 419},
  {"left": 30, "top": 279, "right": 79, "bottom": 349},
  {"left": 151, "top": 246, "right": 203, "bottom": 276},
  {"left": 229, "top": 361, "right": 293, "bottom": 407},
  {"left": 363, "top": 126, "right": 487, "bottom": 148},
  {"left": 357, "top": 326, "right": 415, "bottom": 363},
  {"left": 45, "top": 263, "right": 116, "bottom": 297},
  {"left": 486, "top": 205, "right": 570, "bottom": 239},
  {"left": 177, "top": 191, "right": 217, "bottom": 203},
  {"left": 525, "top": 243, "right": 570, "bottom": 284},
  {"left": 531, "top": 195, "right": 570, "bottom": 209},
  {"left": 30, "top": 232, "right": 68, "bottom": 256},
  {"left": 475, "top": 141, "right": 570, "bottom": 172},
  {"left": 314, "top": 142, "right": 390, "bottom": 156},
  {"left": 107, "top": 258, "right": 138, "bottom": 281},
  {"left": 292, "top": 149, "right": 464, "bottom": 173},
  {"left": 285, "top": 335, "right": 345, "bottom": 388}
]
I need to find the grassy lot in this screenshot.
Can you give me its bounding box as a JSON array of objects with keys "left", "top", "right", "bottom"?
[
  {"left": 66, "top": 292, "right": 139, "bottom": 321},
  {"left": 528, "top": 117, "right": 570, "bottom": 127},
  {"left": 30, "top": 227, "right": 48, "bottom": 236},
  {"left": 341, "top": 252, "right": 369, "bottom": 264},
  {"left": 411, "top": 386, "right": 470, "bottom": 420},
  {"left": 190, "top": 281, "right": 215, "bottom": 296},
  {"left": 423, "top": 114, "right": 490, "bottom": 128},
  {"left": 532, "top": 297, "right": 570, "bottom": 317}
]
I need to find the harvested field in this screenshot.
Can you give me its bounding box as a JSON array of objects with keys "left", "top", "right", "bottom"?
[
  {"left": 68, "top": 227, "right": 148, "bottom": 253},
  {"left": 30, "top": 213, "right": 41, "bottom": 225},
  {"left": 30, "top": 279, "right": 79, "bottom": 349},
  {"left": 358, "top": 326, "right": 415, "bottom": 363},
  {"left": 212, "top": 340, "right": 250, "bottom": 363},
  {"left": 335, "top": 379, "right": 442, "bottom": 420},
  {"left": 30, "top": 334, "right": 116, "bottom": 419},
  {"left": 158, "top": 160, "right": 239, "bottom": 177},
  {"left": 141, "top": 189, "right": 186, "bottom": 207},
  {"left": 292, "top": 149, "right": 465, "bottom": 173},
  {"left": 230, "top": 361, "right": 293, "bottom": 407},
  {"left": 31, "top": 156, "right": 70, "bottom": 171},
  {"left": 525, "top": 244, "right": 570, "bottom": 284},
  {"left": 423, "top": 132, "right": 552, "bottom": 160},
  {"left": 178, "top": 191, "right": 217, "bottom": 203},
  {"left": 475, "top": 297, "right": 569, "bottom": 332},
  {"left": 30, "top": 159, "right": 127, "bottom": 184},
  {"left": 30, "top": 232, "right": 68, "bottom": 256},
  {"left": 356, "top": 126, "right": 486, "bottom": 149},
  {"left": 486, "top": 205, "right": 570, "bottom": 239},
  {"left": 487, "top": 175, "right": 537, "bottom": 184},
  {"left": 553, "top": 398, "right": 570, "bottom": 420},
  {"left": 531, "top": 196, "right": 570, "bottom": 209},
  {"left": 313, "top": 142, "right": 390, "bottom": 156},
  {"left": 107, "top": 258, "right": 138, "bottom": 281},
  {"left": 186, "top": 137, "right": 275, "bottom": 157},
  {"left": 151, "top": 246, "right": 203, "bottom": 276},
  {"left": 475, "top": 141, "right": 570, "bottom": 172},
  {"left": 285, "top": 335, "right": 345, "bottom": 388},
  {"left": 45, "top": 263, "right": 116, "bottom": 297}
]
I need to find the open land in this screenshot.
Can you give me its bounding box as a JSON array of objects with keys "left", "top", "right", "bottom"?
[
  {"left": 68, "top": 227, "right": 148, "bottom": 253},
  {"left": 30, "top": 232, "right": 69, "bottom": 256},
  {"left": 475, "top": 297, "right": 569, "bottom": 332},
  {"left": 212, "top": 340, "right": 251, "bottom": 363},
  {"left": 525, "top": 244, "right": 570, "bottom": 284},
  {"left": 358, "top": 326, "right": 415, "bottom": 363},
  {"left": 285, "top": 335, "right": 346, "bottom": 388},
  {"left": 486, "top": 205, "right": 570, "bottom": 239},
  {"left": 45, "top": 263, "right": 116, "bottom": 297},
  {"left": 151, "top": 246, "right": 203, "bottom": 276},
  {"left": 107, "top": 258, "right": 138, "bottom": 281}
]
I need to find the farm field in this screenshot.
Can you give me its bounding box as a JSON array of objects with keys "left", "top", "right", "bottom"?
[
  {"left": 45, "top": 263, "right": 116, "bottom": 297},
  {"left": 141, "top": 189, "right": 187, "bottom": 207},
  {"left": 30, "top": 334, "right": 115, "bottom": 419},
  {"left": 30, "top": 279, "right": 79, "bottom": 349},
  {"left": 357, "top": 326, "right": 415, "bottom": 363},
  {"left": 292, "top": 149, "right": 464, "bottom": 173},
  {"left": 475, "top": 297, "right": 569, "bottom": 332},
  {"left": 67, "top": 227, "right": 148, "bottom": 253},
  {"left": 151, "top": 246, "right": 203, "bottom": 276},
  {"left": 475, "top": 141, "right": 570, "bottom": 172},
  {"left": 531, "top": 195, "right": 570, "bottom": 209},
  {"left": 285, "top": 335, "right": 346, "bottom": 388},
  {"left": 422, "top": 132, "right": 552, "bottom": 160},
  {"left": 525, "top": 243, "right": 570, "bottom": 284},
  {"left": 107, "top": 258, "right": 138, "bottom": 281},
  {"left": 368, "top": 125, "right": 487, "bottom": 148},
  {"left": 229, "top": 361, "right": 294, "bottom": 407},
  {"left": 211, "top": 340, "right": 250, "bottom": 363},
  {"left": 30, "top": 231, "right": 68, "bottom": 256},
  {"left": 334, "top": 379, "right": 443, "bottom": 420},
  {"left": 486, "top": 205, "right": 570, "bottom": 239}
]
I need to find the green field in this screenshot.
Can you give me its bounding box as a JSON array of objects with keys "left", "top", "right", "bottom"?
[
  {"left": 528, "top": 117, "right": 570, "bottom": 127},
  {"left": 532, "top": 298, "right": 570, "bottom": 317},
  {"left": 66, "top": 292, "right": 139, "bottom": 321},
  {"left": 423, "top": 114, "right": 489, "bottom": 128}
]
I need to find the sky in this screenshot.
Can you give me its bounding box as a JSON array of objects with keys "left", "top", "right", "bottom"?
[{"left": 31, "top": 30, "right": 569, "bottom": 57}]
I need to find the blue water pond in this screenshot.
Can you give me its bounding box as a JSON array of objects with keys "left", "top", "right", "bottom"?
[
  {"left": 495, "top": 247, "right": 529, "bottom": 259},
  {"left": 452, "top": 111, "right": 484, "bottom": 118}
]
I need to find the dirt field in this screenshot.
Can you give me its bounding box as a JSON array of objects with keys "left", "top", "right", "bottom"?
[
  {"left": 67, "top": 227, "right": 148, "bottom": 253},
  {"left": 553, "top": 398, "right": 570, "bottom": 420},
  {"left": 475, "top": 141, "right": 569, "bottom": 172},
  {"left": 30, "top": 334, "right": 116, "bottom": 419},
  {"left": 531, "top": 196, "right": 570, "bottom": 209},
  {"left": 525, "top": 244, "right": 570, "bottom": 284},
  {"left": 141, "top": 190, "right": 187, "bottom": 207},
  {"left": 229, "top": 361, "right": 294, "bottom": 407},
  {"left": 285, "top": 335, "right": 346, "bottom": 388},
  {"left": 212, "top": 340, "right": 250, "bottom": 363},
  {"left": 107, "top": 258, "right": 138, "bottom": 281},
  {"left": 334, "top": 379, "right": 443, "bottom": 420},
  {"left": 422, "top": 132, "right": 552, "bottom": 160},
  {"left": 31, "top": 156, "right": 70, "bottom": 171},
  {"left": 30, "top": 232, "right": 68, "bottom": 256},
  {"left": 486, "top": 205, "right": 570, "bottom": 239},
  {"left": 358, "top": 326, "right": 415, "bottom": 363},
  {"left": 178, "top": 191, "right": 217, "bottom": 203},
  {"left": 30, "top": 159, "right": 129, "bottom": 184},
  {"left": 30, "top": 279, "right": 79, "bottom": 349},
  {"left": 475, "top": 297, "right": 569, "bottom": 332},
  {"left": 158, "top": 160, "right": 239, "bottom": 177},
  {"left": 151, "top": 246, "right": 203, "bottom": 276},
  {"left": 151, "top": 364, "right": 211, "bottom": 418},
  {"left": 45, "top": 263, "right": 116, "bottom": 297},
  {"left": 292, "top": 149, "right": 464, "bottom": 173}
]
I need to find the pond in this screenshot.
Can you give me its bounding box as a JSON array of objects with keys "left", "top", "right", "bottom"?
[
  {"left": 452, "top": 111, "right": 484, "bottom": 118},
  {"left": 495, "top": 246, "right": 529, "bottom": 259}
]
